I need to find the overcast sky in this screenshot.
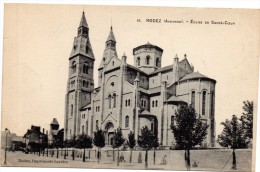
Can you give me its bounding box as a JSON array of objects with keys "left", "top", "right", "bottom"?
[{"left": 2, "top": 4, "right": 259, "bottom": 137}]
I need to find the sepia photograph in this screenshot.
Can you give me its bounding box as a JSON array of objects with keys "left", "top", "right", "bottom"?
[{"left": 0, "top": 3, "right": 259, "bottom": 172}]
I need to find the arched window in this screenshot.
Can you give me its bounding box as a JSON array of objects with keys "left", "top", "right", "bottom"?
[
  {"left": 128, "top": 99, "right": 130, "bottom": 106},
  {"left": 151, "top": 122, "right": 154, "bottom": 131},
  {"left": 202, "top": 91, "right": 206, "bottom": 115},
  {"left": 86, "top": 46, "right": 89, "bottom": 54},
  {"left": 72, "top": 61, "right": 76, "bottom": 73},
  {"left": 71, "top": 104, "right": 73, "bottom": 116},
  {"left": 125, "top": 116, "right": 129, "bottom": 128},
  {"left": 171, "top": 115, "right": 174, "bottom": 125},
  {"left": 108, "top": 95, "right": 112, "bottom": 109},
  {"left": 82, "top": 125, "right": 84, "bottom": 134},
  {"left": 125, "top": 100, "right": 128, "bottom": 107},
  {"left": 146, "top": 56, "right": 150, "bottom": 65},
  {"left": 113, "top": 93, "right": 117, "bottom": 108},
  {"left": 152, "top": 101, "right": 154, "bottom": 107},
  {"left": 112, "top": 61, "right": 114, "bottom": 66},
  {"left": 96, "top": 120, "right": 99, "bottom": 130},
  {"left": 137, "top": 57, "right": 140, "bottom": 66},
  {"left": 155, "top": 100, "right": 158, "bottom": 107},
  {"left": 86, "top": 121, "right": 88, "bottom": 134},
  {"left": 141, "top": 99, "right": 144, "bottom": 107},
  {"left": 211, "top": 92, "right": 215, "bottom": 117},
  {"left": 91, "top": 116, "right": 93, "bottom": 134},
  {"left": 83, "top": 64, "right": 88, "bottom": 74},
  {"left": 86, "top": 81, "right": 89, "bottom": 88},
  {"left": 156, "top": 58, "right": 160, "bottom": 67},
  {"left": 141, "top": 99, "right": 146, "bottom": 107},
  {"left": 191, "top": 91, "right": 196, "bottom": 109},
  {"left": 83, "top": 80, "right": 86, "bottom": 87}
]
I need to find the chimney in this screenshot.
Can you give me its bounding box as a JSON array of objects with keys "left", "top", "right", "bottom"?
[{"left": 43, "top": 128, "right": 45, "bottom": 134}]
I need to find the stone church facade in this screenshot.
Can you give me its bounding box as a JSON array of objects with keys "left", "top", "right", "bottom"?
[{"left": 64, "top": 12, "right": 216, "bottom": 147}]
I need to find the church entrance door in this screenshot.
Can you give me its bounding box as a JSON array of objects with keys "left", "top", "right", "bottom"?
[{"left": 105, "top": 122, "right": 114, "bottom": 145}]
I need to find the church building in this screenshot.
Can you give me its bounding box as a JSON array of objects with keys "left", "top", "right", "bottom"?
[{"left": 64, "top": 12, "right": 216, "bottom": 147}]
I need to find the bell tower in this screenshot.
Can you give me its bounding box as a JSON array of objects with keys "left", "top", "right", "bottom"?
[{"left": 64, "top": 12, "right": 95, "bottom": 140}]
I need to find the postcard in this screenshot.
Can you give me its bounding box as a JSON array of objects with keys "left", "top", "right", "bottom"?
[{"left": 1, "top": 4, "right": 259, "bottom": 172}]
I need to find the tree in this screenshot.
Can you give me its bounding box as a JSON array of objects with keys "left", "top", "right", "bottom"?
[
  {"left": 217, "top": 115, "right": 249, "bottom": 169},
  {"left": 52, "top": 129, "right": 64, "bottom": 159},
  {"left": 63, "top": 139, "right": 70, "bottom": 159},
  {"left": 240, "top": 101, "right": 253, "bottom": 140},
  {"left": 127, "top": 131, "right": 136, "bottom": 163},
  {"left": 113, "top": 128, "right": 125, "bottom": 166},
  {"left": 171, "top": 104, "right": 208, "bottom": 170},
  {"left": 76, "top": 134, "right": 93, "bottom": 162},
  {"left": 93, "top": 129, "right": 105, "bottom": 163},
  {"left": 138, "top": 126, "right": 158, "bottom": 169},
  {"left": 68, "top": 134, "right": 77, "bottom": 161},
  {"left": 152, "top": 134, "right": 159, "bottom": 165},
  {"left": 41, "top": 134, "right": 48, "bottom": 156}
]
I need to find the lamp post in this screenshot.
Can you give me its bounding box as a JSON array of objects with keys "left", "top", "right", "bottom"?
[{"left": 4, "top": 128, "right": 10, "bottom": 165}]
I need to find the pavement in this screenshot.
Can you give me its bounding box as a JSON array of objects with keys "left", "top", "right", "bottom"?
[{"left": 0, "top": 149, "right": 252, "bottom": 171}]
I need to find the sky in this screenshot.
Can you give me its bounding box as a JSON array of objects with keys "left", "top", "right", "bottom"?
[{"left": 1, "top": 4, "right": 259, "bottom": 137}]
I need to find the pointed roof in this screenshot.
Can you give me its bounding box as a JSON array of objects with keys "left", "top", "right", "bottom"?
[
  {"left": 70, "top": 36, "right": 95, "bottom": 59},
  {"left": 141, "top": 110, "right": 152, "bottom": 115},
  {"left": 106, "top": 26, "right": 116, "bottom": 42},
  {"left": 79, "top": 11, "right": 88, "bottom": 28},
  {"left": 133, "top": 42, "right": 163, "bottom": 54},
  {"left": 51, "top": 118, "right": 59, "bottom": 125}
]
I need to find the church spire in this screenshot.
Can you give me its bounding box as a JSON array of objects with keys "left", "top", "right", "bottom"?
[
  {"left": 79, "top": 11, "right": 88, "bottom": 28},
  {"left": 78, "top": 11, "right": 89, "bottom": 37},
  {"left": 98, "top": 26, "right": 118, "bottom": 70},
  {"left": 106, "top": 26, "right": 116, "bottom": 43}
]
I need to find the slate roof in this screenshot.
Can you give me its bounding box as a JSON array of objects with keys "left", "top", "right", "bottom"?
[
  {"left": 81, "top": 103, "right": 91, "bottom": 110},
  {"left": 106, "top": 26, "right": 116, "bottom": 42},
  {"left": 150, "top": 65, "right": 173, "bottom": 75},
  {"left": 133, "top": 42, "right": 163, "bottom": 54},
  {"left": 179, "top": 72, "right": 215, "bottom": 82},
  {"left": 51, "top": 118, "right": 59, "bottom": 125},
  {"left": 70, "top": 36, "right": 95, "bottom": 59},
  {"left": 79, "top": 11, "right": 88, "bottom": 28},
  {"left": 166, "top": 96, "right": 183, "bottom": 103}
]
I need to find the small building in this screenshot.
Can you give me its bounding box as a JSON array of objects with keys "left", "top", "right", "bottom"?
[
  {"left": 48, "top": 118, "right": 64, "bottom": 146},
  {"left": 11, "top": 136, "right": 24, "bottom": 151},
  {"left": 23, "top": 125, "right": 46, "bottom": 151}
]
